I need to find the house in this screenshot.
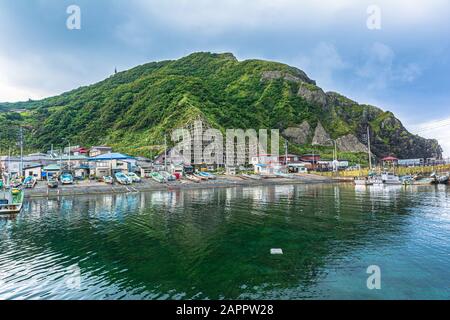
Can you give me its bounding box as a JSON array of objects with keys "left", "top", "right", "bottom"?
[
  {"left": 154, "top": 148, "right": 187, "bottom": 166},
  {"left": 287, "top": 163, "right": 309, "bottom": 173},
  {"left": 136, "top": 158, "right": 153, "bottom": 178},
  {"left": 73, "top": 165, "right": 90, "bottom": 179},
  {"left": 89, "top": 146, "right": 113, "bottom": 157},
  {"left": 71, "top": 147, "right": 89, "bottom": 155},
  {"left": 381, "top": 156, "right": 399, "bottom": 167},
  {"left": 24, "top": 163, "right": 44, "bottom": 180},
  {"left": 88, "top": 153, "right": 136, "bottom": 177},
  {"left": 42, "top": 164, "right": 61, "bottom": 180},
  {"left": 0, "top": 153, "right": 53, "bottom": 176},
  {"left": 250, "top": 154, "right": 279, "bottom": 166},
  {"left": 279, "top": 154, "right": 301, "bottom": 165},
  {"left": 58, "top": 155, "right": 89, "bottom": 171},
  {"left": 300, "top": 154, "right": 321, "bottom": 164}
]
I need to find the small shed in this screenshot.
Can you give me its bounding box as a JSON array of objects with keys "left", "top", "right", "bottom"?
[
  {"left": 42, "top": 164, "right": 61, "bottom": 180},
  {"left": 382, "top": 156, "right": 399, "bottom": 167},
  {"left": 226, "top": 166, "right": 238, "bottom": 175},
  {"left": 24, "top": 164, "right": 43, "bottom": 180}
]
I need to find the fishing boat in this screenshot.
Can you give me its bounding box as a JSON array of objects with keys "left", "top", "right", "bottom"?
[
  {"left": 0, "top": 188, "right": 24, "bottom": 215},
  {"left": 199, "top": 172, "right": 216, "bottom": 180},
  {"left": 150, "top": 172, "right": 165, "bottom": 183},
  {"left": 412, "top": 177, "right": 435, "bottom": 185},
  {"left": 115, "top": 172, "right": 132, "bottom": 185},
  {"left": 127, "top": 172, "right": 142, "bottom": 183},
  {"left": 437, "top": 174, "right": 449, "bottom": 185},
  {"left": 103, "top": 176, "right": 114, "bottom": 184},
  {"left": 275, "top": 172, "right": 296, "bottom": 179},
  {"left": 381, "top": 172, "right": 402, "bottom": 185},
  {"left": 354, "top": 177, "right": 374, "bottom": 186},
  {"left": 401, "top": 175, "right": 414, "bottom": 185},
  {"left": 10, "top": 178, "right": 22, "bottom": 188},
  {"left": 193, "top": 173, "right": 208, "bottom": 181},
  {"left": 160, "top": 171, "right": 176, "bottom": 182},
  {"left": 47, "top": 178, "right": 59, "bottom": 188},
  {"left": 185, "top": 174, "right": 201, "bottom": 183},
  {"left": 23, "top": 176, "right": 37, "bottom": 189},
  {"left": 241, "top": 174, "right": 261, "bottom": 180}
]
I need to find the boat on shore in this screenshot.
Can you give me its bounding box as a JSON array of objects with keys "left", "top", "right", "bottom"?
[
  {"left": 0, "top": 188, "right": 24, "bottom": 215},
  {"left": 241, "top": 174, "right": 262, "bottom": 180},
  {"left": 150, "top": 172, "right": 165, "bottom": 183},
  {"left": 193, "top": 173, "right": 208, "bottom": 181},
  {"left": 115, "top": 172, "right": 133, "bottom": 185},
  {"left": 199, "top": 172, "right": 216, "bottom": 180},
  {"left": 160, "top": 171, "right": 176, "bottom": 182},
  {"left": 185, "top": 174, "right": 201, "bottom": 183},
  {"left": 23, "top": 176, "right": 37, "bottom": 188}
]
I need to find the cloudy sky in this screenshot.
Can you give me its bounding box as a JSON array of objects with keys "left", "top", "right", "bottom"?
[{"left": 1, "top": 0, "right": 449, "bottom": 155}]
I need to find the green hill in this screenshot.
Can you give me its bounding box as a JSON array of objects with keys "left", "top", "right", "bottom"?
[{"left": 0, "top": 52, "right": 442, "bottom": 162}]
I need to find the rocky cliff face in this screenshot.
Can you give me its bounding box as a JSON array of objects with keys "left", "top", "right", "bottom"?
[{"left": 282, "top": 121, "right": 311, "bottom": 145}]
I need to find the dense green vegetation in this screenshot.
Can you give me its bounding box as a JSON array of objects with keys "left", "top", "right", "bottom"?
[{"left": 0, "top": 52, "right": 442, "bottom": 162}]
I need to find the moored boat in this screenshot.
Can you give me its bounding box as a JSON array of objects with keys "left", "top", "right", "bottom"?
[
  {"left": 437, "top": 174, "right": 449, "bottom": 185},
  {"left": 0, "top": 188, "right": 24, "bottom": 215},
  {"left": 412, "top": 178, "right": 435, "bottom": 185},
  {"left": 381, "top": 172, "right": 402, "bottom": 185},
  {"left": 354, "top": 177, "right": 374, "bottom": 186}
]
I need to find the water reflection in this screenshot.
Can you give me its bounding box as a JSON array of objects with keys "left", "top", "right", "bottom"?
[{"left": 0, "top": 184, "right": 449, "bottom": 299}]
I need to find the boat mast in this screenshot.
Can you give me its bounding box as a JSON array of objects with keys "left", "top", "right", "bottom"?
[
  {"left": 367, "top": 126, "right": 372, "bottom": 170},
  {"left": 284, "top": 140, "right": 288, "bottom": 166},
  {"left": 19, "top": 126, "right": 24, "bottom": 178},
  {"left": 164, "top": 134, "right": 167, "bottom": 171}
]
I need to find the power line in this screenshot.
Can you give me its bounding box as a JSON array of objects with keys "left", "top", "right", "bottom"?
[{"left": 414, "top": 121, "right": 450, "bottom": 134}]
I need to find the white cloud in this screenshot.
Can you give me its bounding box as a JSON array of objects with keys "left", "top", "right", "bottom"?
[
  {"left": 409, "top": 117, "right": 450, "bottom": 158},
  {"left": 127, "top": 0, "right": 450, "bottom": 35},
  {"left": 290, "top": 42, "right": 348, "bottom": 90},
  {"left": 356, "top": 42, "right": 423, "bottom": 90},
  {"left": 0, "top": 51, "right": 102, "bottom": 102}
]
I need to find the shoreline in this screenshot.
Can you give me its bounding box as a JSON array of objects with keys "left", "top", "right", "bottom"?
[{"left": 24, "top": 174, "right": 338, "bottom": 199}]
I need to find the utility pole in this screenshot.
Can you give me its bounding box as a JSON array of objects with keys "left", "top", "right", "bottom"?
[
  {"left": 19, "top": 127, "right": 24, "bottom": 178},
  {"left": 68, "top": 140, "right": 71, "bottom": 172},
  {"left": 284, "top": 140, "right": 288, "bottom": 166},
  {"left": 367, "top": 126, "right": 372, "bottom": 170},
  {"left": 164, "top": 134, "right": 167, "bottom": 171}
]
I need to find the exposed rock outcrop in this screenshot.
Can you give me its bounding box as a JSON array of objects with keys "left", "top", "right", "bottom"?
[
  {"left": 298, "top": 83, "right": 327, "bottom": 108},
  {"left": 261, "top": 70, "right": 315, "bottom": 85},
  {"left": 312, "top": 122, "right": 332, "bottom": 146},
  {"left": 335, "top": 134, "right": 368, "bottom": 153},
  {"left": 282, "top": 121, "right": 311, "bottom": 145}
]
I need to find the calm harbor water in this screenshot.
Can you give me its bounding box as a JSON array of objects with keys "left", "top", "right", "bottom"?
[{"left": 0, "top": 183, "right": 449, "bottom": 300}]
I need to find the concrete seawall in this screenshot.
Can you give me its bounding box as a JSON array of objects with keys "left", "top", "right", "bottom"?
[{"left": 25, "top": 175, "right": 335, "bottom": 199}]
